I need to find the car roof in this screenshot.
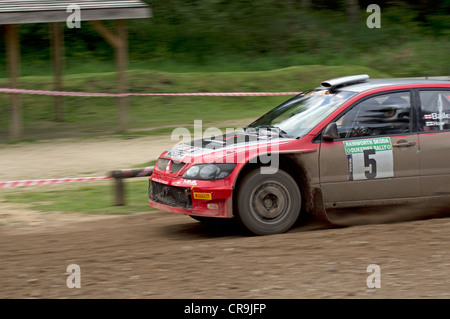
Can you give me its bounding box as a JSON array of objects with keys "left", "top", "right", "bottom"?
[{"left": 318, "top": 77, "right": 450, "bottom": 93}]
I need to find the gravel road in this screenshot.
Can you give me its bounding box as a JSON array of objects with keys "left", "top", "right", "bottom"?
[{"left": 1, "top": 136, "right": 449, "bottom": 299}]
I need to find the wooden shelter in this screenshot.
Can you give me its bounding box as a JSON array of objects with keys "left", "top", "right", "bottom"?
[{"left": 0, "top": 0, "right": 152, "bottom": 139}]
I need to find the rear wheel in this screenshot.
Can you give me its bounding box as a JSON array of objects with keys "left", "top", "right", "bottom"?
[{"left": 236, "top": 168, "right": 301, "bottom": 235}]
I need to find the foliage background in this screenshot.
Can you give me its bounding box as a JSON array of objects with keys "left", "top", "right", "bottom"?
[
  {"left": 0, "top": 0, "right": 448, "bottom": 140},
  {"left": 0, "top": 0, "right": 449, "bottom": 77}
]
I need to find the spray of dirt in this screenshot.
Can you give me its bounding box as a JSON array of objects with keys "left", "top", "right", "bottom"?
[{"left": 325, "top": 197, "right": 450, "bottom": 227}]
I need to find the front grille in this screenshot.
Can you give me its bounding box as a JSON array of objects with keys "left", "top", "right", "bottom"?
[{"left": 149, "top": 181, "right": 192, "bottom": 209}]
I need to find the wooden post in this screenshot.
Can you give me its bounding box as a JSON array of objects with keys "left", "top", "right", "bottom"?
[
  {"left": 50, "top": 22, "right": 65, "bottom": 122},
  {"left": 90, "top": 20, "right": 129, "bottom": 132},
  {"left": 110, "top": 167, "right": 153, "bottom": 206},
  {"left": 115, "top": 20, "right": 128, "bottom": 132},
  {"left": 114, "top": 177, "right": 125, "bottom": 206},
  {"left": 5, "top": 24, "right": 21, "bottom": 140}
]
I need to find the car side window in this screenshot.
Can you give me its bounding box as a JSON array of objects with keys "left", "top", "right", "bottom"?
[
  {"left": 335, "top": 92, "right": 411, "bottom": 138},
  {"left": 420, "top": 91, "right": 450, "bottom": 131}
]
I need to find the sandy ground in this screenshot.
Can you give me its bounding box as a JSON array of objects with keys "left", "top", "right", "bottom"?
[
  {"left": 1, "top": 134, "right": 450, "bottom": 299},
  {"left": 0, "top": 135, "right": 174, "bottom": 181}
]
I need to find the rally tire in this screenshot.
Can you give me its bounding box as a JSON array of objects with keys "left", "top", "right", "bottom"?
[{"left": 236, "top": 168, "right": 301, "bottom": 235}]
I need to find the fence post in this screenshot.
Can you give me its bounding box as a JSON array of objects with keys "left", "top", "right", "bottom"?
[
  {"left": 110, "top": 166, "right": 154, "bottom": 206},
  {"left": 114, "top": 177, "right": 125, "bottom": 206}
]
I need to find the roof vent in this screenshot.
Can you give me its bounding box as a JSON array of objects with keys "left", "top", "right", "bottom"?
[{"left": 321, "top": 74, "right": 369, "bottom": 89}]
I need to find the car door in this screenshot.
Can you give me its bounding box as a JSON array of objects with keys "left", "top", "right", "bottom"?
[
  {"left": 417, "top": 89, "right": 450, "bottom": 196},
  {"left": 319, "top": 90, "right": 421, "bottom": 207}
]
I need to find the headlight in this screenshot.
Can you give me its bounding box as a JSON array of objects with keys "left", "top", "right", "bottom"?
[
  {"left": 182, "top": 164, "right": 236, "bottom": 180},
  {"left": 183, "top": 165, "right": 200, "bottom": 178}
]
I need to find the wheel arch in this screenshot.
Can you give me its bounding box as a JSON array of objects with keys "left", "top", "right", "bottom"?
[{"left": 232, "top": 153, "right": 314, "bottom": 217}]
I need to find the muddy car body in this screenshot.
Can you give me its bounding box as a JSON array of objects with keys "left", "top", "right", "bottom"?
[{"left": 149, "top": 75, "right": 450, "bottom": 235}]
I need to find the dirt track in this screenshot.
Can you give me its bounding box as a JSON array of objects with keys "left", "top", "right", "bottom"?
[{"left": 1, "top": 136, "right": 450, "bottom": 299}]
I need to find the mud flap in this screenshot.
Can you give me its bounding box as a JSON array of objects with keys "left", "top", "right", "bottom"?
[{"left": 311, "top": 187, "right": 335, "bottom": 225}]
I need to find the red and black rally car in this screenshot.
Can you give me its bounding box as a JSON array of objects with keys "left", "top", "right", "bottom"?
[{"left": 149, "top": 75, "right": 450, "bottom": 235}]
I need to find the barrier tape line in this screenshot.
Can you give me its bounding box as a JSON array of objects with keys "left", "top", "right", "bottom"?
[
  {"left": 0, "top": 88, "right": 302, "bottom": 97},
  {"left": 0, "top": 166, "right": 155, "bottom": 188},
  {"left": 0, "top": 176, "right": 112, "bottom": 188},
  {"left": 120, "top": 167, "right": 154, "bottom": 177}
]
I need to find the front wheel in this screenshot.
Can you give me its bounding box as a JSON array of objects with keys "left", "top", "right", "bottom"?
[{"left": 236, "top": 168, "right": 301, "bottom": 235}]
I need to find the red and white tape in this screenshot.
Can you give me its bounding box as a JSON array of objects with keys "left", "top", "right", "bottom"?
[
  {"left": 0, "top": 176, "right": 112, "bottom": 188},
  {"left": 0, "top": 88, "right": 301, "bottom": 97}
]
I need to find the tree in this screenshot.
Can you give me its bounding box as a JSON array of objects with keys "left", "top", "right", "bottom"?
[{"left": 345, "top": 0, "right": 360, "bottom": 22}]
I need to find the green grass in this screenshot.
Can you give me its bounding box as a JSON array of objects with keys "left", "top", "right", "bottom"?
[
  {"left": 0, "top": 65, "right": 391, "bottom": 141},
  {"left": 131, "top": 159, "right": 157, "bottom": 168},
  {"left": 2, "top": 179, "right": 155, "bottom": 215}
]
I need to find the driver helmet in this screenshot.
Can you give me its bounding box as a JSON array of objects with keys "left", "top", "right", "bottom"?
[{"left": 379, "top": 96, "right": 409, "bottom": 123}]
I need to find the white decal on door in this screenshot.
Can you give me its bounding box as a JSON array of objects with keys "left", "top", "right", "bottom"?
[{"left": 344, "top": 138, "right": 394, "bottom": 181}]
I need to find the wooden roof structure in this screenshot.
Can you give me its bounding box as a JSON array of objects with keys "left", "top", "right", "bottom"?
[
  {"left": 1, "top": 0, "right": 152, "bottom": 139},
  {"left": 0, "top": 0, "right": 151, "bottom": 24}
]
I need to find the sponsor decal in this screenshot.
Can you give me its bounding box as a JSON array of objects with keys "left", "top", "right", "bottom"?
[
  {"left": 193, "top": 192, "right": 212, "bottom": 200},
  {"left": 424, "top": 112, "right": 450, "bottom": 128},
  {"left": 429, "top": 112, "right": 450, "bottom": 120},
  {"left": 344, "top": 137, "right": 393, "bottom": 154},
  {"left": 425, "top": 121, "right": 447, "bottom": 127},
  {"left": 151, "top": 177, "right": 169, "bottom": 185},
  {"left": 166, "top": 145, "right": 203, "bottom": 160},
  {"left": 174, "top": 179, "right": 197, "bottom": 186},
  {"left": 344, "top": 137, "right": 394, "bottom": 181},
  {"left": 347, "top": 154, "right": 353, "bottom": 181}
]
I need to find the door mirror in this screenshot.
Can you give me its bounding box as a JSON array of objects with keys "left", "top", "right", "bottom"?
[{"left": 322, "top": 122, "right": 339, "bottom": 140}]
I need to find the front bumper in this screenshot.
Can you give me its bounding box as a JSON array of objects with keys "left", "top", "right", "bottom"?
[{"left": 148, "top": 173, "right": 234, "bottom": 218}]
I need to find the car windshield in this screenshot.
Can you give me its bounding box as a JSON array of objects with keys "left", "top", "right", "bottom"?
[{"left": 246, "top": 89, "right": 356, "bottom": 138}]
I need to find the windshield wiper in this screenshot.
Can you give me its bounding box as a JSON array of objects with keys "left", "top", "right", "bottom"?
[{"left": 256, "top": 125, "right": 289, "bottom": 138}]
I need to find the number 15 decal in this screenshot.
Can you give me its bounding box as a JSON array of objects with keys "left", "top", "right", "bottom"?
[{"left": 344, "top": 138, "right": 394, "bottom": 181}]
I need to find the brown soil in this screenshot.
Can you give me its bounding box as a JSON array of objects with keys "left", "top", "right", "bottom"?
[{"left": 1, "top": 136, "right": 450, "bottom": 299}]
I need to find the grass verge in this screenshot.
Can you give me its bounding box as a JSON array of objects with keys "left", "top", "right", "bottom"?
[{"left": 1, "top": 179, "right": 155, "bottom": 215}]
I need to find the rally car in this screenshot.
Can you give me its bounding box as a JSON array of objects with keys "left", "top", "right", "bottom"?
[{"left": 149, "top": 74, "right": 450, "bottom": 235}]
